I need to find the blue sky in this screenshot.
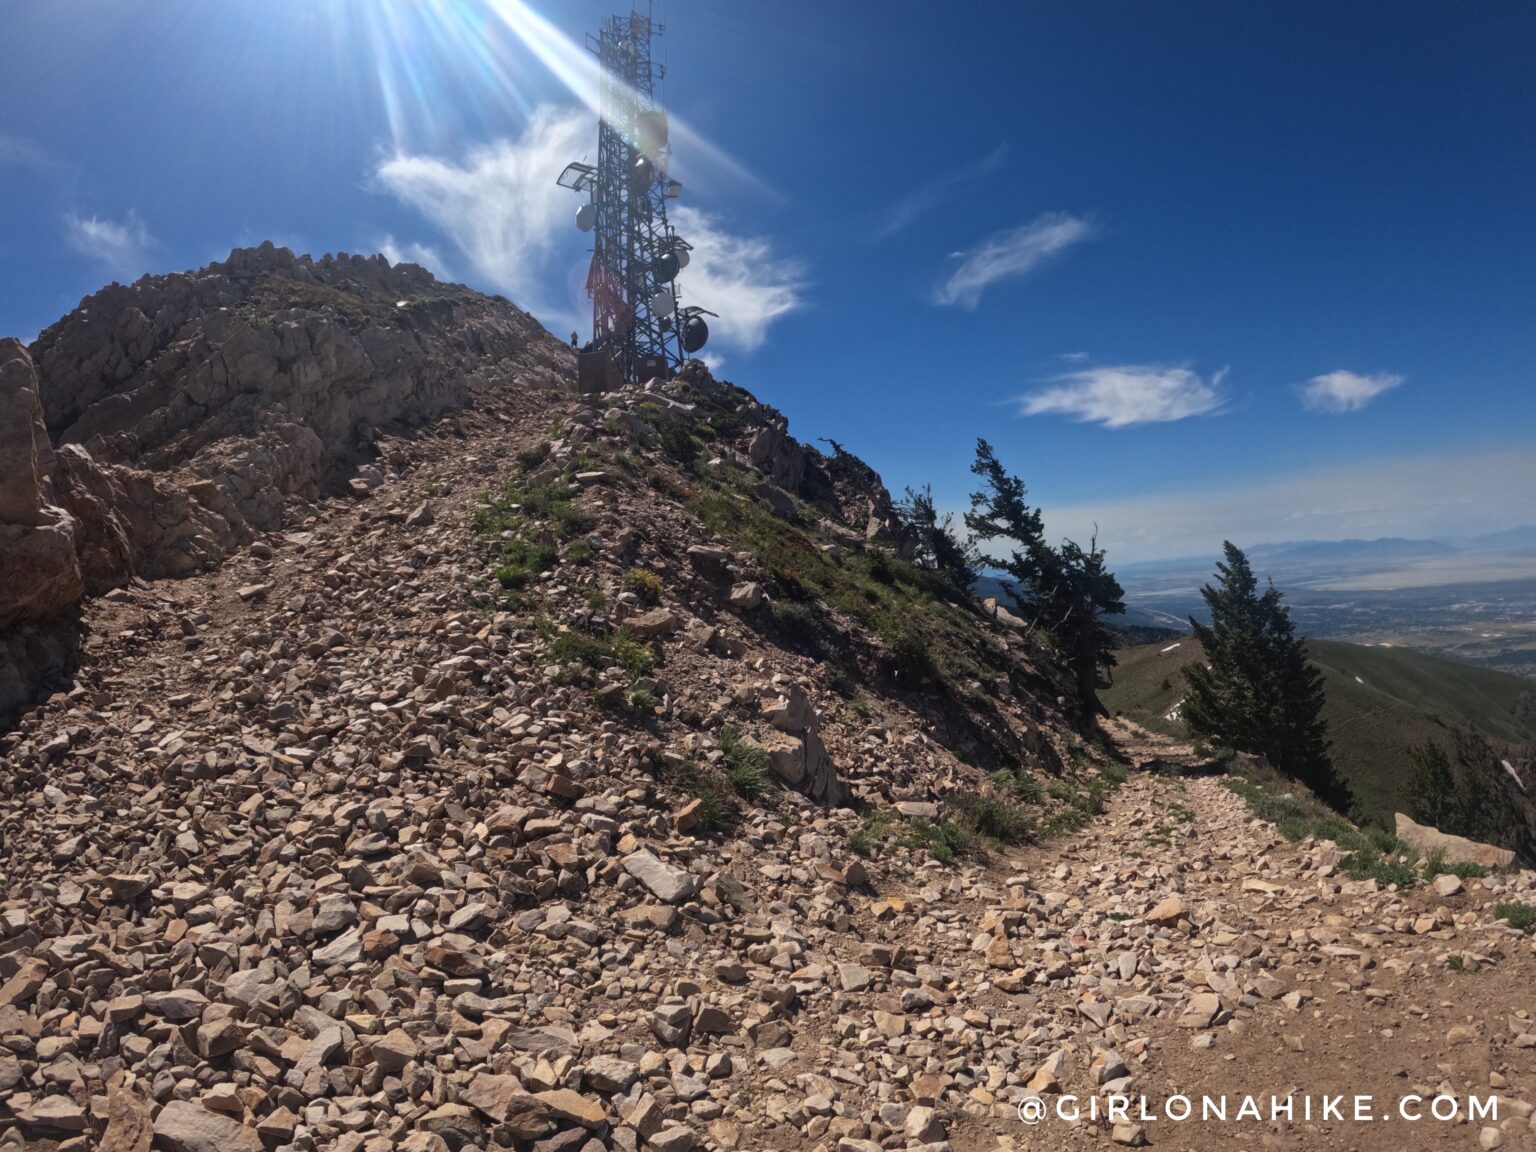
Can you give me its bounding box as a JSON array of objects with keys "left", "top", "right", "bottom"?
[{"left": 2, "top": 0, "right": 1532, "bottom": 561}]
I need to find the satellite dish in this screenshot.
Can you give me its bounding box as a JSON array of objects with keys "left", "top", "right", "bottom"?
[
  {"left": 631, "top": 155, "right": 653, "bottom": 187},
  {"left": 650, "top": 288, "right": 675, "bottom": 315},
  {"left": 653, "top": 252, "right": 680, "bottom": 282},
  {"left": 575, "top": 203, "right": 597, "bottom": 232},
  {"left": 682, "top": 315, "right": 709, "bottom": 353},
  {"left": 674, "top": 245, "right": 690, "bottom": 269}
]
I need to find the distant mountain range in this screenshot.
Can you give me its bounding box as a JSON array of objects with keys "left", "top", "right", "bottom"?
[{"left": 1114, "top": 527, "right": 1536, "bottom": 586}]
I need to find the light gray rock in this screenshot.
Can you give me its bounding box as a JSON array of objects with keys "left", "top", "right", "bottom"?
[{"left": 623, "top": 850, "right": 699, "bottom": 904}]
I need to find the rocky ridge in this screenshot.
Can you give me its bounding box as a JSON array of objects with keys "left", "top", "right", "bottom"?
[{"left": 1, "top": 244, "right": 568, "bottom": 722}]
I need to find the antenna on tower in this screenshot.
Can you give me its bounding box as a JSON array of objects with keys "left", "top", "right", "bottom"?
[{"left": 557, "top": 8, "right": 714, "bottom": 391}]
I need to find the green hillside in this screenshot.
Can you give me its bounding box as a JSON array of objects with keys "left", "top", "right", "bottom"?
[{"left": 1103, "top": 636, "right": 1536, "bottom": 826}]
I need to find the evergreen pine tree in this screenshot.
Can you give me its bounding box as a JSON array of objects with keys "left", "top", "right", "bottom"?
[
  {"left": 1183, "top": 541, "right": 1351, "bottom": 810},
  {"left": 897, "top": 484, "right": 979, "bottom": 594},
  {"left": 965, "top": 439, "right": 1125, "bottom": 719}
]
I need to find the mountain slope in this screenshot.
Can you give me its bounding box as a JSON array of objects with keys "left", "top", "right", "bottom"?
[
  {"left": 1103, "top": 636, "right": 1536, "bottom": 825},
  {"left": 4, "top": 249, "right": 1536, "bottom": 1152}
]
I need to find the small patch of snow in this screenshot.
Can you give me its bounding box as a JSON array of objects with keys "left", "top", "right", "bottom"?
[{"left": 1159, "top": 642, "right": 1182, "bottom": 654}]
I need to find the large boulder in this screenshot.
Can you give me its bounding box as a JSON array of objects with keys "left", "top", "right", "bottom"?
[
  {"left": 151, "top": 1101, "right": 262, "bottom": 1152},
  {"left": 0, "top": 340, "right": 84, "bottom": 630},
  {"left": 1394, "top": 812, "right": 1515, "bottom": 870}
]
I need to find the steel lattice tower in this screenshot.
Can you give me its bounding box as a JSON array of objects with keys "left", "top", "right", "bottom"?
[{"left": 560, "top": 9, "right": 711, "bottom": 388}]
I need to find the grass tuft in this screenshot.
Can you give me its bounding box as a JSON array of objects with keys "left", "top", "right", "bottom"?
[{"left": 1495, "top": 902, "right": 1536, "bottom": 933}]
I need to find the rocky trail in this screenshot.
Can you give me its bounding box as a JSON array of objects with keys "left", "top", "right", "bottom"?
[{"left": 1, "top": 251, "right": 1534, "bottom": 1152}]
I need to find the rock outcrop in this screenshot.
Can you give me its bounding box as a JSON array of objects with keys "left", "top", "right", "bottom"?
[
  {"left": 0, "top": 340, "right": 84, "bottom": 629},
  {"left": 1395, "top": 811, "right": 1517, "bottom": 869},
  {"left": 28, "top": 242, "right": 568, "bottom": 579},
  {"left": 1, "top": 245, "right": 573, "bottom": 723}
]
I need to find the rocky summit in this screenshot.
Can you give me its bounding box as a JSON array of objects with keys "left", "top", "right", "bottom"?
[{"left": 2, "top": 248, "right": 1535, "bottom": 1152}]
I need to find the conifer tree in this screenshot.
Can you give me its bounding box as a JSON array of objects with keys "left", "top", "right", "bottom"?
[
  {"left": 1183, "top": 541, "right": 1351, "bottom": 810},
  {"left": 897, "top": 484, "right": 979, "bottom": 594},
  {"left": 965, "top": 439, "right": 1125, "bottom": 719}
]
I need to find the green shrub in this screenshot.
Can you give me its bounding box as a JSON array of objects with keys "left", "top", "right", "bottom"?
[
  {"left": 850, "top": 809, "right": 969, "bottom": 863},
  {"left": 1445, "top": 860, "right": 1490, "bottom": 879},
  {"left": 1010, "top": 775, "right": 1044, "bottom": 804},
  {"left": 565, "top": 541, "right": 594, "bottom": 565},
  {"left": 1340, "top": 845, "right": 1418, "bottom": 888},
  {"left": 1495, "top": 902, "right": 1536, "bottom": 932},
  {"left": 867, "top": 550, "right": 896, "bottom": 585},
  {"left": 656, "top": 416, "right": 700, "bottom": 468},
  {"left": 624, "top": 568, "right": 664, "bottom": 606},
  {"left": 550, "top": 632, "right": 612, "bottom": 668},
  {"left": 1097, "top": 762, "right": 1130, "bottom": 787},
  {"left": 496, "top": 564, "right": 531, "bottom": 589},
  {"left": 1220, "top": 776, "right": 1363, "bottom": 847},
  {"left": 555, "top": 505, "right": 596, "bottom": 537},
  {"left": 954, "top": 793, "right": 1031, "bottom": 845},
  {"left": 904, "top": 818, "right": 967, "bottom": 863},
  {"left": 613, "top": 629, "right": 656, "bottom": 675}
]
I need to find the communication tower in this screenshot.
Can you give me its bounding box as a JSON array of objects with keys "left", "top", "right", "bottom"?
[{"left": 558, "top": 8, "right": 713, "bottom": 388}]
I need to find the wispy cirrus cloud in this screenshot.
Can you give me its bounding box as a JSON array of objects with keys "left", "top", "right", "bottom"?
[
  {"left": 1300, "top": 369, "right": 1404, "bottom": 413},
  {"left": 375, "top": 105, "right": 589, "bottom": 311},
  {"left": 934, "top": 211, "right": 1091, "bottom": 308},
  {"left": 376, "top": 104, "right": 803, "bottom": 353},
  {"left": 1020, "top": 364, "right": 1227, "bottom": 428},
  {"left": 667, "top": 205, "right": 803, "bottom": 352},
  {"left": 63, "top": 210, "right": 156, "bottom": 276},
  {"left": 874, "top": 145, "right": 1008, "bottom": 240}
]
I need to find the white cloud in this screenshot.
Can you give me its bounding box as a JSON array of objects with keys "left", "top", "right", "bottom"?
[
  {"left": 874, "top": 145, "right": 1008, "bottom": 240},
  {"left": 378, "top": 236, "right": 455, "bottom": 282},
  {"left": 64, "top": 211, "right": 156, "bottom": 275},
  {"left": 668, "top": 205, "right": 803, "bottom": 353},
  {"left": 934, "top": 211, "right": 1091, "bottom": 308},
  {"left": 376, "top": 106, "right": 800, "bottom": 354},
  {"left": 375, "top": 105, "right": 589, "bottom": 310},
  {"left": 1020, "top": 364, "right": 1226, "bottom": 428},
  {"left": 1301, "top": 369, "right": 1404, "bottom": 413},
  {"left": 1044, "top": 447, "right": 1536, "bottom": 563}
]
